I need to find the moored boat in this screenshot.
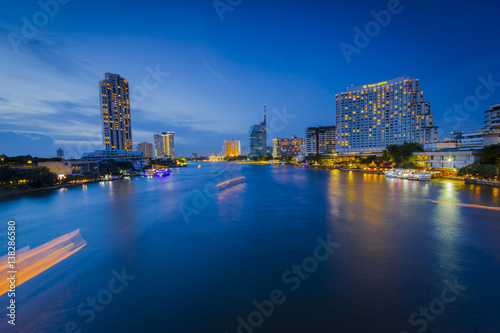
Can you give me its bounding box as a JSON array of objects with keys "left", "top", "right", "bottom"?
[{"left": 384, "top": 169, "right": 432, "bottom": 181}]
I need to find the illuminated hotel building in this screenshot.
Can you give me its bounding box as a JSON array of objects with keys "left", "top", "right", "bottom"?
[
  {"left": 272, "top": 136, "right": 305, "bottom": 158},
  {"left": 223, "top": 140, "right": 241, "bottom": 157},
  {"left": 137, "top": 142, "right": 154, "bottom": 158},
  {"left": 154, "top": 132, "right": 175, "bottom": 158},
  {"left": 305, "top": 126, "right": 336, "bottom": 155},
  {"left": 335, "top": 76, "right": 438, "bottom": 153},
  {"left": 100, "top": 73, "right": 132, "bottom": 151}
]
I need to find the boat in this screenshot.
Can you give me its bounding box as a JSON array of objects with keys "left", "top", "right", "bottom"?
[
  {"left": 384, "top": 169, "right": 432, "bottom": 181},
  {"left": 141, "top": 169, "right": 172, "bottom": 177},
  {"left": 154, "top": 169, "right": 172, "bottom": 177}
]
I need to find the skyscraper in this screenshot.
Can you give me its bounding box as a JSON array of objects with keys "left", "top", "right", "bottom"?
[
  {"left": 305, "top": 126, "right": 336, "bottom": 155},
  {"left": 154, "top": 132, "right": 175, "bottom": 158},
  {"left": 335, "top": 76, "right": 438, "bottom": 153},
  {"left": 223, "top": 140, "right": 241, "bottom": 157},
  {"left": 249, "top": 105, "right": 267, "bottom": 156},
  {"left": 57, "top": 147, "right": 64, "bottom": 160},
  {"left": 137, "top": 142, "right": 154, "bottom": 158},
  {"left": 100, "top": 73, "right": 132, "bottom": 151}
]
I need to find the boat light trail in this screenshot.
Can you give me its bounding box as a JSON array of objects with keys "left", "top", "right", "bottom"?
[
  {"left": 428, "top": 200, "right": 500, "bottom": 211},
  {"left": 0, "top": 229, "right": 87, "bottom": 296},
  {"left": 217, "top": 176, "right": 246, "bottom": 187}
]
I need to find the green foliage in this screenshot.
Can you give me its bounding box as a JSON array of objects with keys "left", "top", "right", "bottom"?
[
  {"left": 25, "top": 167, "right": 57, "bottom": 188},
  {"left": 115, "top": 161, "right": 134, "bottom": 170},
  {"left": 0, "top": 166, "right": 19, "bottom": 185},
  {"left": 382, "top": 142, "right": 424, "bottom": 167},
  {"left": 357, "top": 155, "right": 377, "bottom": 165},
  {"left": 64, "top": 173, "right": 97, "bottom": 183},
  {"left": 458, "top": 163, "right": 500, "bottom": 180},
  {"left": 480, "top": 144, "right": 500, "bottom": 165},
  {"left": 224, "top": 155, "right": 247, "bottom": 162}
]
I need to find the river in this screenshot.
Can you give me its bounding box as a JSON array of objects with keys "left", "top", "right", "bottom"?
[{"left": 0, "top": 163, "right": 499, "bottom": 333}]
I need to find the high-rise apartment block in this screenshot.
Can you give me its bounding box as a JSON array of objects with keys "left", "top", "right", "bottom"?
[
  {"left": 335, "top": 76, "right": 438, "bottom": 153},
  {"left": 249, "top": 105, "right": 267, "bottom": 156},
  {"left": 223, "top": 140, "right": 241, "bottom": 157},
  {"left": 100, "top": 73, "right": 132, "bottom": 151},
  {"left": 57, "top": 147, "right": 64, "bottom": 160},
  {"left": 137, "top": 142, "right": 154, "bottom": 158},
  {"left": 154, "top": 132, "right": 175, "bottom": 158},
  {"left": 305, "top": 126, "right": 336, "bottom": 155},
  {"left": 485, "top": 103, "right": 500, "bottom": 131}
]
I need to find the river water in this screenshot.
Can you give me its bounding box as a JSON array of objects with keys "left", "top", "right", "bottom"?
[{"left": 1, "top": 163, "right": 499, "bottom": 333}]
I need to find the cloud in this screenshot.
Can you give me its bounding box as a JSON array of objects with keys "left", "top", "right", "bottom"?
[{"left": 0, "top": 131, "right": 57, "bottom": 157}]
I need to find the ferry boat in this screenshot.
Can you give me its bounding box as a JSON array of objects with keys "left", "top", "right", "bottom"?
[
  {"left": 142, "top": 169, "right": 172, "bottom": 177},
  {"left": 384, "top": 169, "right": 432, "bottom": 181}
]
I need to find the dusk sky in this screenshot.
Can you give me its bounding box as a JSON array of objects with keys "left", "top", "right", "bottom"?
[{"left": 1, "top": 0, "right": 500, "bottom": 157}]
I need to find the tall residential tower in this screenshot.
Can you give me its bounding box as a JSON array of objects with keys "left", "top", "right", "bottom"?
[
  {"left": 100, "top": 73, "right": 133, "bottom": 151},
  {"left": 249, "top": 105, "right": 267, "bottom": 156},
  {"left": 335, "top": 76, "right": 438, "bottom": 153},
  {"left": 154, "top": 132, "right": 175, "bottom": 158}
]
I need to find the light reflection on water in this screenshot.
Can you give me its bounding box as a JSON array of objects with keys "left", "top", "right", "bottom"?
[{"left": 0, "top": 164, "right": 499, "bottom": 333}]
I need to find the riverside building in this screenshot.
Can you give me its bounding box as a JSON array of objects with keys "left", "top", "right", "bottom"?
[
  {"left": 154, "top": 132, "right": 175, "bottom": 158},
  {"left": 335, "top": 76, "right": 438, "bottom": 154},
  {"left": 100, "top": 73, "right": 133, "bottom": 151},
  {"left": 272, "top": 136, "right": 305, "bottom": 158},
  {"left": 305, "top": 126, "right": 336, "bottom": 155}
]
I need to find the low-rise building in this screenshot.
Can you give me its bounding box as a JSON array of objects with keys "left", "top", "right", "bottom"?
[
  {"left": 415, "top": 150, "right": 481, "bottom": 170},
  {"left": 38, "top": 161, "right": 99, "bottom": 175},
  {"left": 209, "top": 155, "right": 225, "bottom": 162},
  {"left": 82, "top": 150, "right": 147, "bottom": 169}
]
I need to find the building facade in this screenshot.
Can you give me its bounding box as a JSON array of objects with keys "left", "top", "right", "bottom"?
[
  {"left": 38, "top": 161, "right": 99, "bottom": 176},
  {"left": 415, "top": 151, "right": 481, "bottom": 170},
  {"left": 137, "top": 142, "right": 153, "bottom": 158},
  {"left": 305, "top": 126, "right": 336, "bottom": 155},
  {"left": 154, "top": 132, "right": 175, "bottom": 158},
  {"left": 249, "top": 105, "right": 267, "bottom": 156},
  {"left": 335, "top": 76, "right": 438, "bottom": 153},
  {"left": 223, "top": 140, "right": 241, "bottom": 157},
  {"left": 100, "top": 73, "right": 133, "bottom": 151},
  {"left": 57, "top": 147, "right": 64, "bottom": 160},
  {"left": 272, "top": 136, "right": 305, "bottom": 158},
  {"left": 485, "top": 103, "right": 500, "bottom": 131}
]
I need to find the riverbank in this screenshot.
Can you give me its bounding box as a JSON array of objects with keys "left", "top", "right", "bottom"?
[
  {"left": 465, "top": 178, "right": 500, "bottom": 187},
  {"left": 0, "top": 180, "right": 99, "bottom": 199}
]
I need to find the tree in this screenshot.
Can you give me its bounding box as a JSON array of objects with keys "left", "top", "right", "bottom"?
[
  {"left": 0, "top": 166, "right": 19, "bottom": 185},
  {"left": 382, "top": 142, "right": 424, "bottom": 167},
  {"left": 480, "top": 144, "right": 500, "bottom": 165},
  {"left": 458, "top": 163, "right": 500, "bottom": 180},
  {"left": 26, "top": 167, "right": 57, "bottom": 188}
]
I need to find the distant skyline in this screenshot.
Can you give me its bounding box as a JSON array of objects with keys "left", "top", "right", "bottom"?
[{"left": 1, "top": 0, "right": 500, "bottom": 157}]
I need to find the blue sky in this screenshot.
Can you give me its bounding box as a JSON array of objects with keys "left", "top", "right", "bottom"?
[{"left": 1, "top": 0, "right": 499, "bottom": 157}]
